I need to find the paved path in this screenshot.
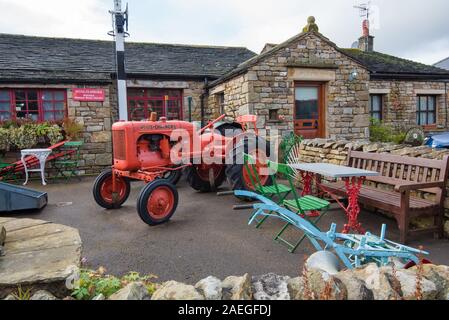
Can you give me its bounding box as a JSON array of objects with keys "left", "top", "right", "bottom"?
[
  {"left": 3, "top": 177, "right": 449, "bottom": 284},
  {"left": 0, "top": 217, "right": 81, "bottom": 297}
]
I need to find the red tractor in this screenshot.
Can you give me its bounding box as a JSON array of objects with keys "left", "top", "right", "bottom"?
[{"left": 93, "top": 113, "right": 271, "bottom": 226}]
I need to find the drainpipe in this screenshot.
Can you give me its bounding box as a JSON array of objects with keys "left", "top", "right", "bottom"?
[
  {"left": 200, "top": 77, "right": 209, "bottom": 127},
  {"left": 446, "top": 81, "right": 448, "bottom": 130}
]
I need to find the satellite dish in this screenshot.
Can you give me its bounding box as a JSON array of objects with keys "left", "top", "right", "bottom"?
[
  {"left": 404, "top": 128, "right": 425, "bottom": 146},
  {"left": 351, "top": 41, "right": 359, "bottom": 49}
]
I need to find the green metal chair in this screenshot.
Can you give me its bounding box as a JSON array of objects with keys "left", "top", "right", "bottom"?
[
  {"left": 243, "top": 153, "right": 292, "bottom": 228},
  {"left": 53, "top": 141, "right": 84, "bottom": 181},
  {"left": 268, "top": 161, "right": 331, "bottom": 253}
]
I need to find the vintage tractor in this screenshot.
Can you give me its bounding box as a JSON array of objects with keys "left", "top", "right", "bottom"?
[{"left": 93, "top": 113, "right": 271, "bottom": 226}]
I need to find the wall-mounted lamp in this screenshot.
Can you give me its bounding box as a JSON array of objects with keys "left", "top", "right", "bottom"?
[{"left": 349, "top": 69, "right": 358, "bottom": 81}]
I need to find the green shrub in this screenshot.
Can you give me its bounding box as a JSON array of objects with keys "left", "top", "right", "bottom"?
[
  {"left": 71, "top": 268, "right": 158, "bottom": 300},
  {"left": 1, "top": 122, "right": 64, "bottom": 150},
  {"left": 0, "top": 127, "right": 10, "bottom": 151},
  {"left": 9, "top": 125, "right": 38, "bottom": 150},
  {"left": 280, "top": 132, "right": 303, "bottom": 163},
  {"left": 369, "top": 119, "right": 406, "bottom": 144}
]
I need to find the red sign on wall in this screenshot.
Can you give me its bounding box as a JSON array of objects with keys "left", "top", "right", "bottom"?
[{"left": 72, "top": 88, "right": 105, "bottom": 102}]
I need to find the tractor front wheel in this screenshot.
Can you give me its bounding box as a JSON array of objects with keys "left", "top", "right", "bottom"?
[
  {"left": 137, "top": 180, "right": 179, "bottom": 226},
  {"left": 93, "top": 169, "right": 131, "bottom": 209},
  {"left": 186, "top": 165, "right": 226, "bottom": 192}
]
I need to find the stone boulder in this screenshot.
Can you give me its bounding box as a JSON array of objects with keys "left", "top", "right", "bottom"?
[
  {"left": 109, "top": 282, "right": 150, "bottom": 300},
  {"left": 409, "top": 264, "right": 449, "bottom": 300},
  {"left": 251, "top": 273, "right": 290, "bottom": 300},
  {"left": 151, "top": 281, "right": 204, "bottom": 300},
  {"left": 334, "top": 270, "right": 374, "bottom": 300},
  {"left": 30, "top": 290, "right": 57, "bottom": 300},
  {"left": 222, "top": 274, "right": 252, "bottom": 300},
  {"left": 92, "top": 294, "right": 105, "bottom": 301},
  {"left": 300, "top": 269, "right": 347, "bottom": 300},
  {"left": 380, "top": 267, "right": 437, "bottom": 300},
  {"left": 195, "top": 276, "right": 222, "bottom": 300},
  {"left": 287, "top": 277, "right": 304, "bottom": 300},
  {"left": 350, "top": 264, "right": 399, "bottom": 300}
]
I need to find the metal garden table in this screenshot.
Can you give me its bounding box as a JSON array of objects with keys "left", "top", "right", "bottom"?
[
  {"left": 21, "top": 149, "right": 52, "bottom": 186},
  {"left": 289, "top": 163, "right": 379, "bottom": 234}
]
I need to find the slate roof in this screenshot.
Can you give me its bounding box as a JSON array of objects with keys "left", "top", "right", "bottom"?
[
  {"left": 0, "top": 33, "right": 256, "bottom": 83},
  {"left": 210, "top": 31, "right": 449, "bottom": 87},
  {"left": 435, "top": 57, "right": 449, "bottom": 71},
  {"left": 340, "top": 49, "right": 449, "bottom": 79}
]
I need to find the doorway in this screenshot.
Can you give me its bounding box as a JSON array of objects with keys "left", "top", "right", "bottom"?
[{"left": 294, "top": 82, "right": 325, "bottom": 139}]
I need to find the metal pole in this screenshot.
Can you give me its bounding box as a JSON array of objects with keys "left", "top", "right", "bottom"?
[
  {"left": 112, "top": 0, "right": 128, "bottom": 121},
  {"left": 188, "top": 96, "right": 193, "bottom": 122}
]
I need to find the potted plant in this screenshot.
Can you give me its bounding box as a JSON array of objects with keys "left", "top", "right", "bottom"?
[{"left": 62, "top": 118, "right": 84, "bottom": 141}]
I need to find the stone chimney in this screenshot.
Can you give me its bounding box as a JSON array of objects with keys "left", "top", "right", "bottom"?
[{"left": 358, "top": 19, "right": 374, "bottom": 52}]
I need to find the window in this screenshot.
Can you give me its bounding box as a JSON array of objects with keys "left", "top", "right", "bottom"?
[
  {"left": 369, "top": 94, "right": 383, "bottom": 121},
  {"left": 42, "top": 90, "right": 66, "bottom": 121},
  {"left": 416, "top": 95, "right": 437, "bottom": 126},
  {"left": 0, "top": 90, "right": 11, "bottom": 121},
  {"left": 127, "top": 88, "right": 183, "bottom": 121},
  {"left": 269, "top": 109, "right": 279, "bottom": 121},
  {"left": 0, "top": 89, "right": 67, "bottom": 122},
  {"left": 216, "top": 92, "right": 225, "bottom": 114}
]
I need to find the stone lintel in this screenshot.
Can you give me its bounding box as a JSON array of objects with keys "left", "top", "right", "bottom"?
[
  {"left": 288, "top": 67, "right": 336, "bottom": 82},
  {"left": 210, "top": 84, "right": 226, "bottom": 95},
  {"left": 414, "top": 89, "right": 446, "bottom": 95},
  {"left": 126, "top": 79, "right": 190, "bottom": 89},
  {"left": 369, "top": 89, "right": 390, "bottom": 94}
]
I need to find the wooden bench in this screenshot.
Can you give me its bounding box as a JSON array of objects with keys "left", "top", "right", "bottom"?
[{"left": 323, "top": 150, "right": 449, "bottom": 244}]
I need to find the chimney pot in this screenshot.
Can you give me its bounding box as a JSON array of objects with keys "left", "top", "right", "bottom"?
[{"left": 358, "top": 19, "right": 374, "bottom": 52}]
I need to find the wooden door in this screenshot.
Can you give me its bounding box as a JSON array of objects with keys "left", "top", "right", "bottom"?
[{"left": 294, "top": 83, "right": 324, "bottom": 139}]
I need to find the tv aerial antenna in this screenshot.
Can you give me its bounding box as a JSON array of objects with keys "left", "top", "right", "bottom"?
[{"left": 354, "top": 1, "right": 371, "bottom": 21}]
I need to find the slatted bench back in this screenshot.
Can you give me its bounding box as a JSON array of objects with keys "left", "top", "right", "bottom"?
[{"left": 348, "top": 151, "right": 449, "bottom": 185}]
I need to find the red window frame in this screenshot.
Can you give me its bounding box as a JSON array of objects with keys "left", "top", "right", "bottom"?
[
  {"left": 0, "top": 89, "right": 68, "bottom": 123},
  {"left": 0, "top": 90, "right": 12, "bottom": 121},
  {"left": 127, "top": 88, "right": 183, "bottom": 121}
]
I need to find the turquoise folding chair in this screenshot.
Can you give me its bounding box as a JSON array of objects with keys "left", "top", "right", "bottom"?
[{"left": 268, "top": 161, "right": 330, "bottom": 253}]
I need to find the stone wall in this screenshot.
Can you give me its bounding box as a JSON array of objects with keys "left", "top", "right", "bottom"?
[
  {"left": 11, "top": 265, "right": 449, "bottom": 300},
  {"left": 295, "top": 138, "right": 449, "bottom": 224},
  {"left": 208, "top": 74, "right": 249, "bottom": 121},
  {"left": 369, "top": 80, "right": 449, "bottom": 131},
  {"left": 208, "top": 32, "right": 371, "bottom": 140},
  {"left": 67, "top": 85, "right": 113, "bottom": 175}
]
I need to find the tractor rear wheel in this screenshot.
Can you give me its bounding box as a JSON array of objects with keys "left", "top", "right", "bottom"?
[
  {"left": 158, "top": 166, "right": 183, "bottom": 185},
  {"left": 137, "top": 180, "right": 179, "bottom": 226},
  {"left": 226, "top": 136, "right": 272, "bottom": 200},
  {"left": 186, "top": 165, "right": 226, "bottom": 192},
  {"left": 93, "top": 169, "right": 131, "bottom": 209}
]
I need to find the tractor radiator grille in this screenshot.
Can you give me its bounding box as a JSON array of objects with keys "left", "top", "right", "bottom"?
[{"left": 113, "top": 130, "right": 126, "bottom": 160}]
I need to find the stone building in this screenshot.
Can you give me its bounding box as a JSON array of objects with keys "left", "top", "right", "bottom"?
[
  {"left": 207, "top": 18, "right": 449, "bottom": 140},
  {"left": 0, "top": 34, "right": 255, "bottom": 173},
  {"left": 1, "top": 17, "right": 449, "bottom": 173}
]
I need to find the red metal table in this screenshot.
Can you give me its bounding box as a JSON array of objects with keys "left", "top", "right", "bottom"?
[{"left": 289, "top": 163, "right": 379, "bottom": 234}]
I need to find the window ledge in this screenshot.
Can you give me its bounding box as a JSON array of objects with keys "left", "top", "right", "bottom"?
[{"left": 267, "top": 120, "right": 283, "bottom": 124}]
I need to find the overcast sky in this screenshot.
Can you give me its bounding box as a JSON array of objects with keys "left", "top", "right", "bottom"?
[{"left": 0, "top": 0, "right": 448, "bottom": 65}]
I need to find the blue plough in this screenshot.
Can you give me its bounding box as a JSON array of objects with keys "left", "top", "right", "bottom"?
[{"left": 235, "top": 190, "right": 429, "bottom": 269}]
